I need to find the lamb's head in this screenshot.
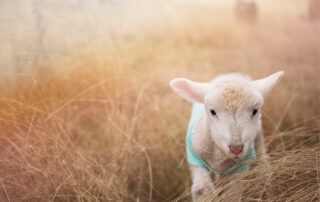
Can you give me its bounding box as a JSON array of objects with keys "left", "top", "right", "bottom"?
[{"left": 170, "top": 71, "right": 284, "bottom": 159}]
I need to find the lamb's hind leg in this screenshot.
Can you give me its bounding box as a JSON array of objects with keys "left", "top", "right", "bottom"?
[{"left": 190, "top": 165, "right": 215, "bottom": 201}]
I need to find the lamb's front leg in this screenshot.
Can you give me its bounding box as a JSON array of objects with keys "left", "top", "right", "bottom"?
[{"left": 190, "top": 165, "right": 215, "bottom": 201}]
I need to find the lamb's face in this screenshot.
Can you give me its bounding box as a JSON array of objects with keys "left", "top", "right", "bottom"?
[
  {"left": 204, "top": 86, "right": 263, "bottom": 159},
  {"left": 170, "top": 71, "right": 284, "bottom": 160}
]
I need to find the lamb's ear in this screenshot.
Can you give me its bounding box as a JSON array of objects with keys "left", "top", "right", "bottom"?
[
  {"left": 253, "top": 71, "right": 284, "bottom": 97},
  {"left": 170, "top": 78, "right": 209, "bottom": 103}
]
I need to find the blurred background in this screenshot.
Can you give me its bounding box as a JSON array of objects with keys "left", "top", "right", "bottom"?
[
  {"left": 0, "top": 0, "right": 319, "bottom": 75},
  {"left": 0, "top": 0, "right": 319, "bottom": 201}
]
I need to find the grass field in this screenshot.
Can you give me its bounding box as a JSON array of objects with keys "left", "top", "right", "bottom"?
[{"left": 0, "top": 0, "right": 319, "bottom": 201}]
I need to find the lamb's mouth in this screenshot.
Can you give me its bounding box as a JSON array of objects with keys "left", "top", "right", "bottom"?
[{"left": 228, "top": 149, "right": 248, "bottom": 160}]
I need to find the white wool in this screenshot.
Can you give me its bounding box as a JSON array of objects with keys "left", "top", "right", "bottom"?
[{"left": 170, "top": 71, "right": 284, "bottom": 201}]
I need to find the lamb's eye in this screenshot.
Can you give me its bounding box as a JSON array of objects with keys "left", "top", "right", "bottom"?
[
  {"left": 252, "top": 109, "right": 258, "bottom": 116},
  {"left": 210, "top": 109, "right": 216, "bottom": 116}
]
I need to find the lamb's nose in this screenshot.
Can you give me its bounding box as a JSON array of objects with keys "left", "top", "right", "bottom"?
[{"left": 229, "top": 144, "right": 244, "bottom": 154}]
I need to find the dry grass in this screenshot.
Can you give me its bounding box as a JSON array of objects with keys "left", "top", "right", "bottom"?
[{"left": 0, "top": 0, "right": 319, "bottom": 201}]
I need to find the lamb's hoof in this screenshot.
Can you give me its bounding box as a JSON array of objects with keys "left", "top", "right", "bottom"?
[{"left": 192, "top": 181, "right": 215, "bottom": 201}]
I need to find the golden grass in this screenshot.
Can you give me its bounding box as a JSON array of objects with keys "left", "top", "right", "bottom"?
[{"left": 0, "top": 0, "right": 319, "bottom": 201}]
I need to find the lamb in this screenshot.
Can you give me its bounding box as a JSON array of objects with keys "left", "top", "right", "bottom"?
[{"left": 169, "top": 71, "right": 284, "bottom": 201}]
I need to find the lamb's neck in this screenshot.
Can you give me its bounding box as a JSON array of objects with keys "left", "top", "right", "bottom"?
[{"left": 193, "top": 113, "right": 235, "bottom": 172}]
